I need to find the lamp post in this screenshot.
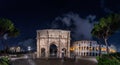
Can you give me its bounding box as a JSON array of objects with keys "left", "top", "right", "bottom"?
[
  {"left": 28, "top": 46, "right": 31, "bottom": 58},
  {"left": 28, "top": 46, "right": 31, "bottom": 51}
]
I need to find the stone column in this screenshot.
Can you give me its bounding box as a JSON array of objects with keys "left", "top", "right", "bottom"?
[
  {"left": 57, "top": 46, "right": 59, "bottom": 58},
  {"left": 85, "top": 46, "right": 86, "bottom": 56},
  {"left": 37, "top": 32, "right": 41, "bottom": 58},
  {"left": 83, "top": 44, "right": 85, "bottom": 56},
  {"left": 94, "top": 44, "right": 96, "bottom": 56},
  {"left": 45, "top": 47, "right": 48, "bottom": 58},
  {"left": 94, "top": 47, "right": 96, "bottom": 56},
  {"left": 67, "top": 48, "right": 70, "bottom": 58},
  {"left": 37, "top": 41, "right": 40, "bottom": 58},
  {"left": 81, "top": 46, "right": 83, "bottom": 56},
  {"left": 67, "top": 32, "right": 70, "bottom": 58},
  {"left": 88, "top": 47, "right": 89, "bottom": 56}
]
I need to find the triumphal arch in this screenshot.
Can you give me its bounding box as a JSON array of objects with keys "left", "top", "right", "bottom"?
[{"left": 36, "top": 29, "right": 70, "bottom": 58}]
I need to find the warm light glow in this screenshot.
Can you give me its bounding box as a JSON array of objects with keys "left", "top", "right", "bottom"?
[
  {"left": 89, "top": 47, "right": 93, "bottom": 51},
  {"left": 101, "top": 48, "right": 106, "bottom": 51},
  {"left": 110, "top": 49, "right": 116, "bottom": 53},
  {"left": 70, "top": 47, "right": 74, "bottom": 51},
  {"left": 70, "top": 46, "right": 116, "bottom": 53}
]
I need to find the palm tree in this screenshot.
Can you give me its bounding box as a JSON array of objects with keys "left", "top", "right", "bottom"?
[{"left": 91, "top": 14, "right": 120, "bottom": 54}]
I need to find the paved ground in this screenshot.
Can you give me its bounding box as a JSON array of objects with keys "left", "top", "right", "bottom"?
[{"left": 10, "top": 57, "right": 97, "bottom": 65}]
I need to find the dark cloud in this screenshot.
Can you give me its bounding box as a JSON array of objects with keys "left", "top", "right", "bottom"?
[
  {"left": 51, "top": 12, "right": 96, "bottom": 41},
  {"left": 0, "top": 0, "right": 120, "bottom": 52}
]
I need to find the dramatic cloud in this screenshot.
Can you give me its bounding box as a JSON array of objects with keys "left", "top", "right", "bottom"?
[{"left": 51, "top": 12, "right": 96, "bottom": 41}]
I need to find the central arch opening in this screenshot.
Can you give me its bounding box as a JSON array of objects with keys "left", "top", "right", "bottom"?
[{"left": 49, "top": 44, "right": 57, "bottom": 57}]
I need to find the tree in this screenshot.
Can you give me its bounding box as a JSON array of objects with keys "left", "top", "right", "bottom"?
[
  {"left": 91, "top": 14, "right": 120, "bottom": 54},
  {"left": 0, "top": 18, "right": 19, "bottom": 53},
  {"left": 0, "top": 18, "right": 19, "bottom": 37}
]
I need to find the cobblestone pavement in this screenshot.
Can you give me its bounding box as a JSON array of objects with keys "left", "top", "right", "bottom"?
[{"left": 10, "top": 57, "right": 97, "bottom": 65}]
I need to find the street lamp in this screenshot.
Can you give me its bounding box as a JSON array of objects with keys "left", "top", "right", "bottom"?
[
  {"left": 28, "top": 46, "right": 31, "bottom": 51},
  {"left": 28, "top": 46, "right": 31, "bottom": 58}
]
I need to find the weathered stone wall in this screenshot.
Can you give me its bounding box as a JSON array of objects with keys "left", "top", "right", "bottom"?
[{"left": 36, "top": 29, "right": 70, "bottom": 58}]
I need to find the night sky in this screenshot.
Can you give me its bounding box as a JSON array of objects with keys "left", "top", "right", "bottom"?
[{"left": 0, "top": 0, "right": 120, "bottom": 51}]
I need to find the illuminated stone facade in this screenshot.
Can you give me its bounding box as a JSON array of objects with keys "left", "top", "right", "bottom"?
[
  {"left": 36, "top": 29, "right": 116, "bottom": 58},
  {"left": 9, "top": 46, "right": 21, "bottom": 53},
  {"left": 72, "top": 40, "right": 116, "bottom": 56},
  {"left": 72, "top": 40, "right": 99, "bottom": 56},
  {"left": 36, "top": 29, "right": 70, "bottom": 58}
]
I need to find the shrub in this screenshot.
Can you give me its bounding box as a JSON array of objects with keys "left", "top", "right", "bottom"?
[
  {"left": 0, "top": 57, "right": 10, "bottom": 65},
  {"left": 97, "top": 53, "right": 120, "bottom": 65}
]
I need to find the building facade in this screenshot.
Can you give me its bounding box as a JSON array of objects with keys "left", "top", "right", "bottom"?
[
  {"left": 72, "top": 40, "right": 116, "bottom": 56},
  {"left": 72, "top": 40, "right": 99, "bottom": 56},
  {"left": 9, "top": 46, "right": 21, "bottom": 53},
  {"left": 36, "top": 29, "right": 70, "bottom": 58}
]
